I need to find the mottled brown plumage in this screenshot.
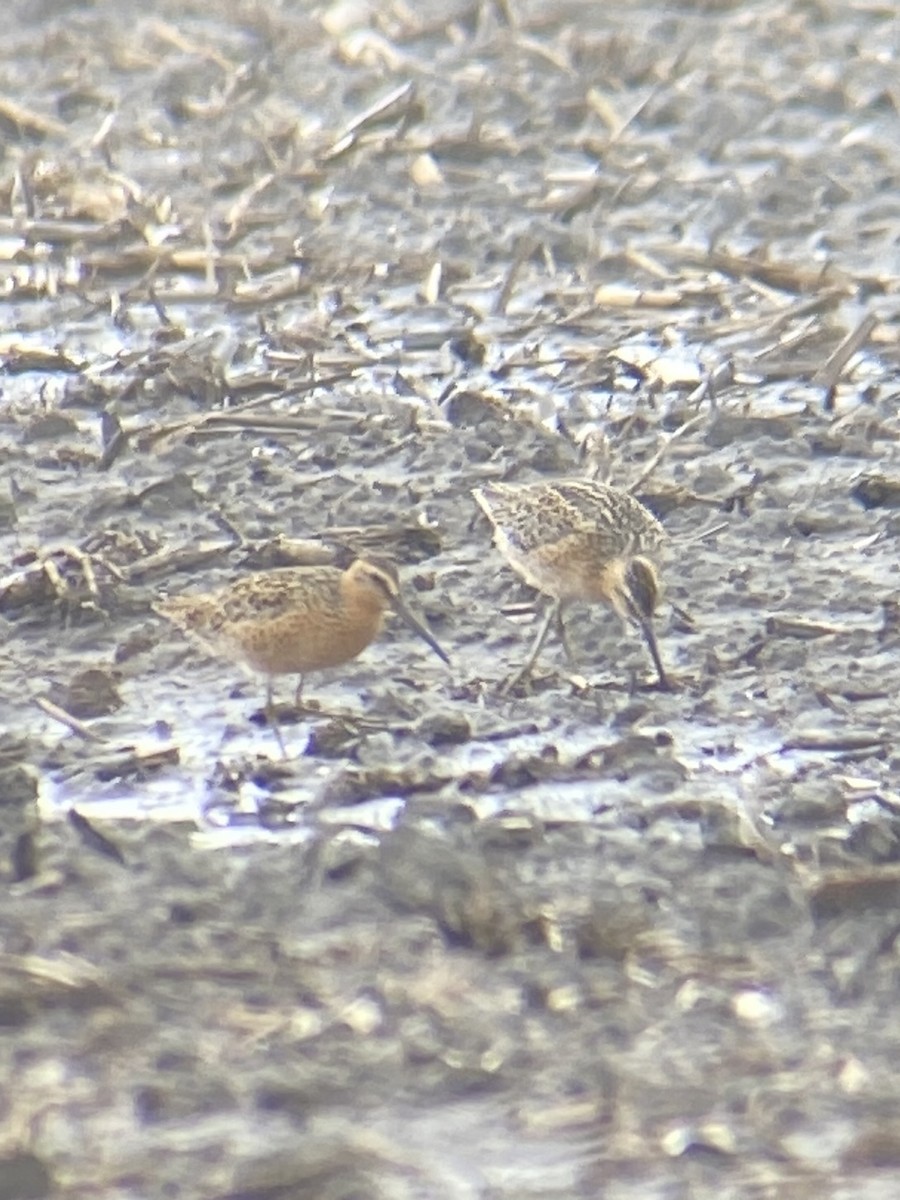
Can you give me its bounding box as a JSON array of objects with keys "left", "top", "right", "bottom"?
[
  {"left": 155, "top": 557, "right": 448, "bottom": 747},
  {"left": 472, "top": 479, "right": 670, "bottom": 689}
]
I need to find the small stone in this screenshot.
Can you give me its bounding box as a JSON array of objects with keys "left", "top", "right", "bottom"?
[
  {"left": 415, "top": 711, "right": 472, "bottom": 746},
  {"left": 58, "top": 668, "right": 122, "bottom": 719},
  {"left": 0, "top": 763, "right": 39, "bottom": 808}
]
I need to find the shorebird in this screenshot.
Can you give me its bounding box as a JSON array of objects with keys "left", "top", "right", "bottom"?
[
  {"left": 472, "top": 478, "right": 670, "bottom": 691},
  {"left": 154, "top": 556, "right": 449, "bottom": 751}
]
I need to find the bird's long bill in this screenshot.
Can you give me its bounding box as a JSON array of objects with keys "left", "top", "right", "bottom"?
[
  {"left": 638, "top": 617, "right": 670, "bottom": 691},
  {"left": 622, "top": 586, "right": 669, "bottom": 690},
  {"left": 391, "top": 594, "right": 451, "bottom": 665}
]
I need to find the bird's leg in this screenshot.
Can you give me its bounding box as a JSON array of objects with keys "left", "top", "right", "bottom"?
[
  {"left": 264, "top": 679, "right": 288, "bottom": 758},
  {"left": 502, "top": 599, "right": 559, "bottom": 693},
  {"left": 292, "top": 674, "right": 328, "bottom": 715},
  {"left": 554, "top": 602, "right": 577, "bottom": 666}
]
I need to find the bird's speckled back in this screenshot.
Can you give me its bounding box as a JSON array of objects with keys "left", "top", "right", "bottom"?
[{"left": 475, "top": 479, "right": 666, "bottom": 560}]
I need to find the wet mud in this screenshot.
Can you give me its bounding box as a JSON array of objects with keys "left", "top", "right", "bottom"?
[{"left": 2, "top": 0, "right": 900, "bottom": 1196}]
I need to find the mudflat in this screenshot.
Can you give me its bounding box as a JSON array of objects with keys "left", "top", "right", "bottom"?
[{"left": 2, "top": 1, "right": 900, "bottom": 1196}]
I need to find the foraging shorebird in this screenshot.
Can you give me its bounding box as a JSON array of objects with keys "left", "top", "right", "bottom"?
[
  {"left": 155, "top": 556, "right": 449, "bottom": 750},
  {"left": 472, "top": 479, "right": 670, "bottom": 690}
]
